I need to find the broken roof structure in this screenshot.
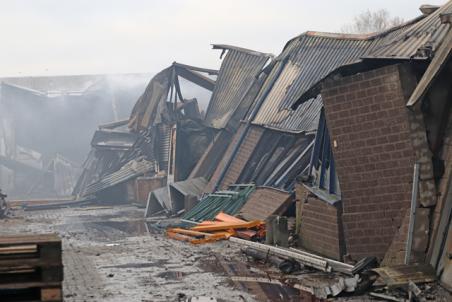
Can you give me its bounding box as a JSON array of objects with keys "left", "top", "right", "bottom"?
[
  {"left": 75, "top": 47, "right": 272, "bottom": 209},
  {"left": 294, "top": 1, "right": 452, "bottom": 106},
  {"left": 66, "top": 1, "right": 452, "bottom": 298},
  {"left": 202, "top": 18, "right": 420, "bottom": 193},
  {"left": 285, "top": 0, "right": 452, "bottom": 290},
  {"left": 72, "top": 1, "right": 452, "bottom": 291}
]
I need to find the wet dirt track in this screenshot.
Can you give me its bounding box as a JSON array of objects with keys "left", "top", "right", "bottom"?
[{"left": 0, "top": 205, "right": 264, "bottom": 302}]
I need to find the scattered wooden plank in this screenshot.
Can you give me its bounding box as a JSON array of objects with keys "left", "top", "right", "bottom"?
[
  {"left": 191, "top": 220, "right": 263, "bottom": 232},
  {"left": 0, "top": 234, "right": 60, "bottom": 246},
  {"left": 0, "top": 245, "right": 37, "bottom": 255}
]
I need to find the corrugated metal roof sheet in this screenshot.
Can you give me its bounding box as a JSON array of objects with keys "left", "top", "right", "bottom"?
[
  {"left": 290, "top": 1, "right": 452, "bottom": 108},
  {"left": 204, "top": 45, "right": 271, "bottom": 129},
  {"left": 182, "top": 184, "right": 255, "bottom": 222},
  {"left": 366, "top": 1, "right": 452, "bottom": 59},
  {"left": 236, "top": 127, "right": 314, "bottom": 190},
  {"left": 158, "top": 123, "right": 171, "bottom": 171},
  {"left": 275, "top": 95, "right": 323, "bottom": 133},
  {"left": 82, "top": 158, "right": 154, "bottom": 196},
  {"left": 91, "top": 129, "right": 138, "bottom": 150},
  {"left": 407, "top": 27, "right": 452, "bottom": 106},
  {"left": 252, "top": 33, "right": 376, "bottom": 131}
]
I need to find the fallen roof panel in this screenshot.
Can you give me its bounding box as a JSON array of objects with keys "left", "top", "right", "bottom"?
[
  {"left": 251, "top": 33, "right": 376, "bottom": 131},
  {"left": 91, "top": 129, "right": 139, "bottom": 150},
  {"left": 204, "top": 46, "right": 271, "bottom": 129},
  {"left": 182, "top": 184, "right": 255, "bottom": 222},
  {"left": 82, "top": 158, "right": 154, "bottom": 196}
]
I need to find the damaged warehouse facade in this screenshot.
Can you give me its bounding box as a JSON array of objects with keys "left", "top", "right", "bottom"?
[
  {"left": 293, "top": 1, "right": 452, "bottom": 288},
  {"left": 75, "top": 45, "right": 273, "bottom": 214},
  {"left": 75, "top": 3, "right": 450, "bottom": 263},
  {"left": 31, "top": 1, "right": 452, "bottom": 299}
]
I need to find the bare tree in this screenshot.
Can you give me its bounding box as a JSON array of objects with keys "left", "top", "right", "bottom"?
[{"left": 341, "top": 9, "right": 404, "bottom": 34}]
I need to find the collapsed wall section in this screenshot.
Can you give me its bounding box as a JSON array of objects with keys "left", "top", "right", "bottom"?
[
  {"left": 296, "top": 184, "right": 344, "bottom": 260},
  {"left": 321, "top": 64, "right": 421, "bottom": 260}
]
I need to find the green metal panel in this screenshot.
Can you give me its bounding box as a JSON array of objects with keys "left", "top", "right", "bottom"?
[{"left": 182, "top": 184, "right": 255, "bottom": 222}]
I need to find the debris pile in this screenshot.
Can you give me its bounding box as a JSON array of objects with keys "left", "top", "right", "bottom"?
[
  {"left": 70, "top": 1, "right": 452, "bottom": 300},
  {"left": 167, "top": 212, "right": 265, "bottom": 244}
]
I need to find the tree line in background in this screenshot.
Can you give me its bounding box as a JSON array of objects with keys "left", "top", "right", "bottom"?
[{"left": 342, "top": 9, "right": 404, "bottom": 34}]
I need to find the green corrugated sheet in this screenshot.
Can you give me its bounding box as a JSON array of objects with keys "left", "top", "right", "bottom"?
[{"left": 182, "top": 184, "right": 255, "bottom": 222}]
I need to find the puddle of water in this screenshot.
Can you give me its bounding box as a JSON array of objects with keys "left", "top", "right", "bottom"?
[
  {"left": 156, "top": 271, "right": 186, "bottom": 280},
  {"left": 102, "top": 259, "right": 168, "bottom": 269},
  {"left": 89, "top": 220, "right": 161, "bottom": 236},
  {"left": 200, "top": 257, "right": 300, "bottom": 302},
  {"left": 101, "top": 262, "right": 157, "bottom": 269}
]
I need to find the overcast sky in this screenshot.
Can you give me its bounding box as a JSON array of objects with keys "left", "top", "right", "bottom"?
[{"left": 0, "top": 0, "right": 447, "bottom": 77}]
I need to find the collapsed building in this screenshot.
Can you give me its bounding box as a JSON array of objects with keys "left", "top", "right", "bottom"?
[
  {"left": 73, "top": 0, "right": 452, "bottom": 291},
  {"left": 292, "top": 1, "right": 452, "bottom": 288},
  {"left": 74, "top": 47, "right": 272, "bottom": 209}
]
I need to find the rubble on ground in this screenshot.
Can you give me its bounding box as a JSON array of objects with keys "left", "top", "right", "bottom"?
[{"left": 2, "top": 1, "right": 452, "bottom": 301}]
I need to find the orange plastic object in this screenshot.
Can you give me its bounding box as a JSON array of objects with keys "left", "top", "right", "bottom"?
[{"left": 191, "top": 220, "right": 264, "bottom": 232}]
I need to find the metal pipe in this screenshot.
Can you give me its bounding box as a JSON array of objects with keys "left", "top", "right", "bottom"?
[
  {"left": 288, "top": 247, "right": 353, "bottom": 275},
  {"left": 405, "top": 162, "right": 420, "bottom": 265},
  {"left": 274, "top": 140, "right": 314, "bottom": 187},
  {"left": 229, "top": 236, "right": 330, "bottom": 271}
]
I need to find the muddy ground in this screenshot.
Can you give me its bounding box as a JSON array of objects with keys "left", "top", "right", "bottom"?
[
  {"left": 3, "top": 204, "right": 449, "bottom": 302},
  {"left": 0, "top": 204, "right": 300, "bottom": 302}
]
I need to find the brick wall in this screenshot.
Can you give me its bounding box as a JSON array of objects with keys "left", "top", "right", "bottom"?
[
  {"left": 321, "top": 64, "right": 418, "bottom": 260},
  {"left": 297, "top": 184, "right": 343, "bottom": 260}
]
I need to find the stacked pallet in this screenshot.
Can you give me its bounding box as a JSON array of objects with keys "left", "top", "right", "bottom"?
[{"left": 0, "top": 234, "right": 63, "bottom": 302}]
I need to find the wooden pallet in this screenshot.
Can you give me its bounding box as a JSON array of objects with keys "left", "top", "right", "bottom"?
[
  {"left": 0, "top": 282, "right": 62, "bottom": 301},
  {"left": 0, "top": 235, "right": 63, "bottom": 302},
  {"left": 0, "top": 234, "right": 62, "bottom": 265}
]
